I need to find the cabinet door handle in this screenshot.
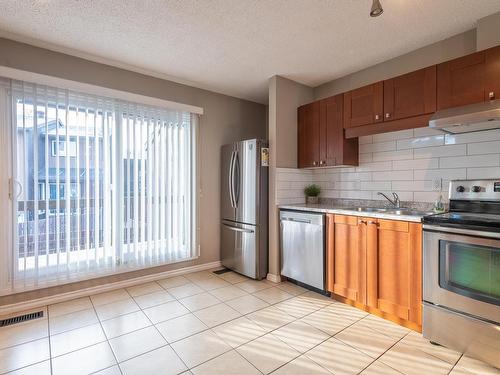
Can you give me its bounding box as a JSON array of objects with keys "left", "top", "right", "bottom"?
[
  {"left": 313, "top": 161, "right": 317, "bottom": 166},
  {"left": 358, "top": 220, "right": 367, "bottom": 225},
  {"left": 367, "top": 221, "right": 379, "bottom": 226},
  {"left": 385, "top": 113, "right": 391, "bottom": 119},
  {"left": 320, "top": 160, "right": 325, "bottom": 166},
  {"left": 489, "top": 91, "right": 495, "bottom": 100},
  {"left": 375, "top": 114, "right": 380, "bottom": 120}
]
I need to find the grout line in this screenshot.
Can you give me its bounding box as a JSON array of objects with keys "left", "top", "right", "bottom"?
[
  {"left": 4, "top": 271, "right": 470, "bottom": 375},
  {"left": 447, "top": 354, "right": 464, "bottom": 375},
  {"left": 46, "top": 306, "right": 54, "bottom": 375},
  {"left": 88, "top": 294, "right": 124, "bottom": 375}
]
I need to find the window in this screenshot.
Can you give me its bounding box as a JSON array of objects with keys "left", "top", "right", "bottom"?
[
  {"left": 51, "top": 139, "right": 77, "bottom": 157},
  {"left": 0, "top": 78, "right": 198, "bottom": 294}
]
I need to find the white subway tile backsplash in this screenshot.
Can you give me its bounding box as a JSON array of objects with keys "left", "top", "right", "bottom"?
[
  {"left": 393, "top": 158, "right": 439, "bottom": 170},
  {"left": 355, "top": 161, "right": 392, "bottom": 172},
  {"left": 413, "top": 144, "right": 466, "bottom": 159},
  {"left": 359, "top": 135, "right": 373, "bottom": 144},
  {"left": 445, "top": 129, "right": 500, "bottom": 145},
  {"left": 439, "top": 155, "right": 500, "bottom": 169},
  {"left": 372, "top": 170, "right": 414, "bottom": 181},
  {"left": 392, "top": 180, "right": 433, "bottom": 191},
  {"left": 360, "top": 181, "right": 391, "bottom": 191},
  {"left": 359, "top": 153, "right": 373, "bottom": 163},
  {"left": 467, "top": 141, "right": 500, "bottom": 155},
  {"left": 276, "top": 128, "right": 500, "bottom": 206},
  {"left": 338, "top": 172, "right": 372, "bottom": 181},
  {"left": 372, "top": 149, "right": 413, "bottom": 162},
  {"left": 397, "top": 135, "right": 445, "bottom": 150},
  {"left": 372, "top": 129, "right": 414, "bottom": 142},
  {"left": 466, "top": 167, "right": 500, "bottom": 179},
  {"left": 413, "top": 168, "right": 466, "bottom": 180},
  {"left": 359, "top": 141, "right": 396, "bottom": 153},
  {"left": 414, "top": 191, "right": 445, "bottom": 203}
]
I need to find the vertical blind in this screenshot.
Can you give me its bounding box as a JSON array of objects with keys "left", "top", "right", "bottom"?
[{"left": 0, "top": 78, "right": 198, "bottom": 294}]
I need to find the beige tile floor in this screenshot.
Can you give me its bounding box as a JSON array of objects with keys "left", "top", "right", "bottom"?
[{"left": 0, "top": 269, "right": 499, "bottom": 375}]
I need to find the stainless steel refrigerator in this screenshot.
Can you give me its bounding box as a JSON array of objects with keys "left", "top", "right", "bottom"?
[{"left": 220, "top": 139, "right": 268, "bottom": 280}]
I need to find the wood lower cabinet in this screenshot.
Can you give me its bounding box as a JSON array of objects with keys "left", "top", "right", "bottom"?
[
  {"left": 366, "top": 219, "right": 422, "bottom": 326},
  {"left": 326, "top": 214, "right": 423, "bottom": 330},
  {"left": 328, "top": 215, "right": 366, "bottom": 304}
]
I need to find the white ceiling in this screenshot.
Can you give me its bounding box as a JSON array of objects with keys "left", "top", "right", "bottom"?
[{"left": 1, "top": 1, "right": 500, "bottom": 104}]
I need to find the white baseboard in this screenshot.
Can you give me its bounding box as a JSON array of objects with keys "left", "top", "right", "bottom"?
[
  {"left": 266, "top": 273, "right": 282, "bottom": 283},
  {"left": 1, "top": 261, "right": 222, "bottom": 315}
]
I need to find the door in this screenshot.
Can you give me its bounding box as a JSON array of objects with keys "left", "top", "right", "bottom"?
[
  {"left": 221, "top": 143, "right": 236, "bottom": 221},
  {"left": 320, "top": 95, "right": 358, "bottom": 167},
  {"left": 437, "top": 51, "right": 486, "bottom": 110},
  {"left": 383, "top": 66, "right": 436, "bottom": 121},
  {"left": 343, "top": 82, "right": 383, "bottom": 128},
  {"left": 221, "top": 219, "right": 257, "bottom": 278},
  {"left": 423, "top": 228, "right": 500, "bottom": 323},
  {"left": 367, "top": 220, "right": 422, "bottom": 324},
  {"left": 333, "top": 215, "right": 366, "bottom": 304},
  {"left": 234, "top": 139, "right": 259, "bottom": 225},
  {"left": 485, "top": 45, "right": 500, "bottom": 101},
  {"left": 297, "top": 102, "right": 320, "bottom": 168}
]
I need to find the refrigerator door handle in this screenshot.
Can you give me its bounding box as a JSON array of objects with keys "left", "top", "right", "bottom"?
[
  {"left": 232, "top": 150, "right": 240, "bottom": 207},
  {"left": 222, "top": 223, "right": 255, "bottom": 233},
  {"left": 228, "top": 150, "right": 235, "bottom": 208}
]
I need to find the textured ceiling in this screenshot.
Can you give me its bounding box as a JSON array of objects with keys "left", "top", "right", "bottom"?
[{"left": 0, "top": 1, "right": 500, "bottom": 103}]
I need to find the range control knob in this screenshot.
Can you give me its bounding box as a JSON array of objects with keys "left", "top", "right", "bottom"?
[
  {"left": 472, "top": 185, "right": 482, "bottom": 193},
  {"left": 456, "top": 185, "right": 465, "bottom": 192}
]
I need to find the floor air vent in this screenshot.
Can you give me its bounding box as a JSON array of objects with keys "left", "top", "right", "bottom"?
[{"left": 0, "top": 311, "right": 44, "bottom": 327}]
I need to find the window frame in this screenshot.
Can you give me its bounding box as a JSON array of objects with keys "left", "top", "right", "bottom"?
[{"left": 0, "top": 73, "right": 201, "bottom": 296}]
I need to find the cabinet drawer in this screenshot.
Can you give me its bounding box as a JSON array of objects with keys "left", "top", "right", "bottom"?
[{"left": 378, "top": 219, "right": 409, "bottom": 232}]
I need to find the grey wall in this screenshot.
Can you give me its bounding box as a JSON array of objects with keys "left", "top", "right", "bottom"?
[
  {"left": 314, "top": 29, "right": 477, "bottom": 100},
  {"left": 477, "top": 11, "right": 500, "bottom": 51},
  {"left": 0, "top": 37, "right": 267, "bottom": 276},
  {"left": 267, "top": 76, "right": 313, "bottom": 279}
]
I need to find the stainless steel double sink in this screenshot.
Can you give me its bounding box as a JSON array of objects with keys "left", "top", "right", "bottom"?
[{"left": 349, "top": 207, "right": 433, "bottom": 216}]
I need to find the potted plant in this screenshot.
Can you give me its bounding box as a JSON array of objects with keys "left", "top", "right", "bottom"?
[{"left": 304, "top": 184, "right": 321, "bottom": 204}]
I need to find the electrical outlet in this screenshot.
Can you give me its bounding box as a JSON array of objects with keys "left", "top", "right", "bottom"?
[{"left": 432, "top": 178, "right": 442, "bottom": 191}]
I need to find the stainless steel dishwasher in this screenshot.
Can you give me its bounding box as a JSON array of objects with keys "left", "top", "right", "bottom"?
[{"left": 280, "top": 210, "right": 325, "bottom": 291}]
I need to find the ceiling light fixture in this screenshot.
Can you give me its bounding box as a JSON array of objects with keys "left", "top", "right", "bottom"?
[{"left": 370, "top": 0, "right": 383, "bottom": 17}]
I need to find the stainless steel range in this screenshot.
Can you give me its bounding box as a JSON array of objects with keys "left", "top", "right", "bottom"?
[{"left": 422, "top": 180, "right": 500, "bottom": 368}]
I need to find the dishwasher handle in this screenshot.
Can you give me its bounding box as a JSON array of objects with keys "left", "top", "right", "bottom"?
[{"left": 280, "top": 217, "right": 312, "bottom": 224}]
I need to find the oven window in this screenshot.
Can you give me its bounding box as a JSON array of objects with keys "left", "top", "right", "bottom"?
[{"left": 439, "top": 240, "right": 500, "bottom": 306}]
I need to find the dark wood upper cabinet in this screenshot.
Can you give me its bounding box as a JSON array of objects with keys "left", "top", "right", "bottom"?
[
  {"left": 298, "top": 96, "right": 358, "bottom": 168},
  {"left": 383, "top": 66, "right": 436, "bottom": 121},
  {"left": 297, "top": 101, "right": 319, "bottom": 168},
  {"left": 437, "top": 51, "right": 486, "bottom": 110},
  {"left": 437, "top": 45, "right": 500, "bottom": 110},
  {"left": 485, "top": 46, "right": 500, "bottom": 101},
  {"left": 320, "top": 95, "right": 358, "bottom": 166},
  {"left": 343, "top": 82, "right": 383, "bottom": 128}
]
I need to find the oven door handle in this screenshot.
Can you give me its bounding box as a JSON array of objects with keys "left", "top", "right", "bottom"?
[{"left": 423, "top": 224, "right": 500, "bottom": 239}]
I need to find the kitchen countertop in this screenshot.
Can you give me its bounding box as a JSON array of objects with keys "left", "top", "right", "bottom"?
[{"left": 278, "top": 203, "right": 436, "bottom": 223}]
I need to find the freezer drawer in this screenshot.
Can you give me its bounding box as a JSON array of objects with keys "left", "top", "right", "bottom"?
[
  {"left": 221, "top": 220, "right": 260, "bottom": 279},
  {"left": 280, "top": 210, "right": 325, "bottom": 290}
]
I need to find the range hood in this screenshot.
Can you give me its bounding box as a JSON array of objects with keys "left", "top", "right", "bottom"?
[{"left": 429, "top": 99, "right": 500, "bottom": 134}]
